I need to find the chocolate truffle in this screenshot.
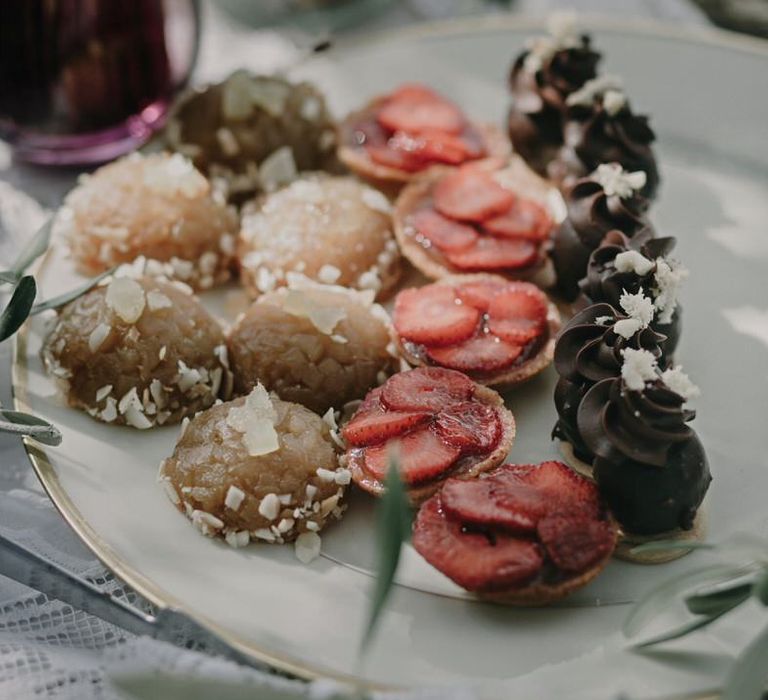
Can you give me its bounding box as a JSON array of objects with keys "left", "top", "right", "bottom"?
[
  {"left": 548, "top": 77, "right": 660, "bottom": 201},
  {"left": 551, "top": 162, "right": 651, "bottom": 301},
  {"left": 507, "top": 14, "right": 601, "bottom": 174}
]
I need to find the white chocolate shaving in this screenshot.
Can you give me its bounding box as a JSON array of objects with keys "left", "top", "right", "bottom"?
[
  {"left": 614, "top": 250, "right": 654, "bottom": 276},
  {"left": 621, "top": 348, "right": 658, "bottom": 391},
  {"left": 661, "top": 365, "right": 700, "bottom": 401},
  {"left": 593, "top": 163, "right": 647, "bottom": 199}
]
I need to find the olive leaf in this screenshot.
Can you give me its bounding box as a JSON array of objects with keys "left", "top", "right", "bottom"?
[
  {"left": 630, "top": 540, "right": 715, "bottom": 555},
  {"left": 633, "top": 606, "right": 738, "bottom": 649},
  {"left": 722, "top": 619, "right": 768, "bottom": 700},
  {"left": 0, "top": 410, "right": 62, "bottom": 446},
  {"left": 30, "top": 268, "right": 113, "bottom": 315},
  {"left": 623, "top": 563, "right": 750, "bottom": 638},
  {"left": 685, "top": 580, "right": 754, "bottom": 616},
  {"left": 359, "top": 455, "right": 411, "bottom": 653},
  {"left": 0, "top": 275, "right": 36, "bottom": 341},
  {"left": 0, "top": 270, "right": 19, "bottom": 285},
  {"left": 11, "top": 217, "right": 53, "bottom": 276}
]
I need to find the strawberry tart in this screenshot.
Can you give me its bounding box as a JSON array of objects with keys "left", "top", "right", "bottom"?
[
  {"left": 392, "top": 275, "right": 560, "bottom": 387},
  {"left": 338, "top": 83, "right": 510, "bottom": 188},
  {"left": 413, "top": 461, "right": 618, "bottom": 604},
  {"left": 393, "top": 160, "right": 559, "bottom": 284},
  {"left": 342, "top": 367, "right": 515, "bottom": 503}
]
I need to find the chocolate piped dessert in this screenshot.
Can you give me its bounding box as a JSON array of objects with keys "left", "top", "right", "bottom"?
[
  {"left": 507, "top": 13, "right": 601, "bottom": 175},
  {"left": 547, "top": 77, "right": 660, "bottom": 201},
  {"left": 552, "top": 162, "right": 652, "bottom": 301},
  {"left": 577, "top": 349, "right": 711, "bottom": 562},
  {"left": 580, "top": 229, "right": 687, "bottom": 363}
]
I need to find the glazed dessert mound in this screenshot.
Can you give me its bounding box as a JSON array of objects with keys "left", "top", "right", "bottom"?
[
  {"left": 393, "top": 161, "right": 559, "bottom": 283},
  {"left": 343, "top": 368, "right": 515, "bottom": 503},
  {"left": 161, "top": 71, "right": 340, "bottom": 204},
  {"left": 580, "top": 229, "right": 687, "bottom": 363},
  {"left": 576, "top": 349, "right": 710, "bottom": 556},
  {"left": 547, "top": 77, "right": 660, "bottom": 200},
  {"left": 392, "top": 275, "right": 560, "bottom": 386},
  {"left": 338, "top": 83, "right": 510, "bottom": 187},
  {"left": 228, "top": 280, "right": 397, "bottom": 415},
  {"left": 412, "top": 461, "right": 618, "bottom": 604},
  {"left": 238, "top": 174, "right": 401, "bottom": 300},
  {"left": 159, "top": 385, "right": 349, "bottom": 561},
  {"left": 507, "top": 13, "right": 601, "bottom": 175},
  {"left": 551, "top": 162, "right": 651, "bottom": 301},
  {"left": 56, "top": 152, "right": 238, "bottom": 290},
  {"left": 41, "top": 276, "right": 232, "bottom": 428}
]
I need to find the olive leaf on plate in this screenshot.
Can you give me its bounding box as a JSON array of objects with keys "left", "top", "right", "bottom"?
[
  {"left": 625, "top": 535, "right": 768, "bottom": 700},
  {"left": 0, "top": 217, "right": 111, "bottom": 446},
  {"left": 359, "top": 455, "right": 411, "bottom": 655}
]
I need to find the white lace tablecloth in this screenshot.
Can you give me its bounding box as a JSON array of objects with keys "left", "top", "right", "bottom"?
[{"left": 0, "top": 2, "right": 713, "bottom": 699}]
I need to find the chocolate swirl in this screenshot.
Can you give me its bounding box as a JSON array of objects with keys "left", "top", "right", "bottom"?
[
  {"left": 552, "top": 303, "right": 665, "bottom": 460},
  {"left": 549, "top": 99, "right": 660, "bottom": 200},
  {"left": 551, "top": 171, "right": 651, "bottom": 301},
  {"left": 577, "top": 376, "right": 711, "bottom": 534},
  {"left": 507, "top": 36, "right": 600, "bottom": 174},
  {"left": 580, "top": 230, "right": 681, "bottom": 361}
]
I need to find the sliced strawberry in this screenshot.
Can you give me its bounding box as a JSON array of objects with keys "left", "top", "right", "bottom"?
[
  {"left": 441, "top": 462, "right": 601, "bottom": 533},
  {"left": 394, "top": 285, "right": 479, "bottom": 347},
  {"left": 537, "top": 513, "right": 616, "bottom": 573},
  {"left": 412, "top": 495, "right": 543, "bottom": 591},
  {"left": 435, "top": 401, "right": 501, "bottom": 453},
  {"left": 377, "top": 91, "right": 464, "bottom": 135},
  {"left": 410, "top": 209, "right": 478, "bottom": 253},
  {"left": 444, "top": 236, "right": 539, "bottom": 271},
  {"left": 487, "top": 285, "right": 548, "bottom": 344},
  {"left": 363, "top": 426, "right": 461, "bottom": 485},
  {"left": 342, "top": 410, "right": 432, "bottom": 447},
  {"left": 367, "top": 139, "right": 426, "bottom": 172},
  {"left": 426, "top": 333, "right": 523, "bottom": 373},
  {"left": 433, "top": 167, "right": 516, "bottom": 223},
  {"left": 482, "top": 199, "right": 552, "bottom": 241},
  {"left": 454, "top": 279, "right": 507, "bottom": 311},
  {"left": 412, "top": 130, "right": 478, "bottom": 164},
  {"left": 381, "top": 367, "right": 475, "bottom": 412}
]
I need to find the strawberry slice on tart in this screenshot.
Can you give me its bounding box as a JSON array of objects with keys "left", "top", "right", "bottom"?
[
  {"left": 412, "top": 461, "right": 618, "bottom": 604},
  {"left": 392, "top": 275, "right": 560, "bottom": 387},
  {"left": 343, "top": 367, "right": 515, "bottom": 502},
  {"left": 337, "top": 83, "right": 510, "bottom": 187},
  {"left": 394, "top": 159, "right": 560, "bottom": 284}
]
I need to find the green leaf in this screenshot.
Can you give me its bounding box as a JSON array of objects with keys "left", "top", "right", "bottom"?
[
  {"left": 30, "top": 268, "right": 112, "bottom": 315},
  {"left": 360, "top": 455, "right": 410, "bottom": 653},
  {"left": 685, "top": 580, "right": 754, "bottom": 616},
  {"left": 752, "top": 569, "right": 768, "bottom": 606},
  {"left": 0, "top": 270, "right": 19, "bottom": 284},
  {"left": 630, "top": 540, "right": 716, "bottom": 555},
  {"left": 633, "top": 607, "right": 735, "bottom": 649},
  {"left": 624, "top": 563, "right": 749, "bottom": 638},
  {"left": 722, "top": 619, "right": 768, "bottom": 700},
  {"left": 0, "top": 410, "right": 62, "bottom": 446},
  {"left": 0, "top": 276, "right": 36, "bottom": 341},
  {"left": 11, "top": 217, "right": 52, "bottom": 276}
]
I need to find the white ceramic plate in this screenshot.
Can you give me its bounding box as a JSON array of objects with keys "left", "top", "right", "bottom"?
[{"left": 13, "top": 16, "right": 768, "bottom": 699}]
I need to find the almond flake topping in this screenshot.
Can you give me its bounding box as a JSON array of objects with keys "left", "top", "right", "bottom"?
[
  {"left": 280, "top": 289, "right": 347, "bottom": 335},
  {"left": 258, "top": 493, "right": 281, "bottom": 521},
  {"left": 225, "top": 485, "right": 246, "bottom": 511},
  {"left": 147, "top": 291, "right": 173, "bottom": 311},
  {"left": 295, "top": 531, "right": 322, "bottom": 564},
  {"left": 88, "top": 323, "right": 111, "bottom": 352},
  {"left": 105, "top": 277, "right": 146, "bottom": 324},
  {"left": 226, "top": 384, "right": 279, "bottom": 457},
  {"left": 566, "top": 74, "right": 624, "bottom": 109}
]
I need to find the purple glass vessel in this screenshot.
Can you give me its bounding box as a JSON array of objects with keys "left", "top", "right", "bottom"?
[{"left": 0, "top": 0, "right": 200, "bottom": 165}]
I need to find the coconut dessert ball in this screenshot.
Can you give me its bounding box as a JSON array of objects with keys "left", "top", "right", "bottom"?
[
  {"left": 237, "top": 175, "right": 401, "bottom": 300},
  {"left": 158, "top": 385, "right": 350, "bottom": 558},
  {"left": 228, "top": 280, "right": 397, "bottom": 415},
  {"left": 41, "top": 276, "right": 232, "bottom": 428},
  {"left": 55, "top": 152, "right": 238, "bottom": 290}
]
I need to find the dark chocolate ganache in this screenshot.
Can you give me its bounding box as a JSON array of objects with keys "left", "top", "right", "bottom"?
[{"left": 577, "top": 376, "right": 711, "bottom": 535}]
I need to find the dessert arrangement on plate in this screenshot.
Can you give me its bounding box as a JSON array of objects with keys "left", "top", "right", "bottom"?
[{"left": 37, "top": 14, "right": 712, "bottom": 607}]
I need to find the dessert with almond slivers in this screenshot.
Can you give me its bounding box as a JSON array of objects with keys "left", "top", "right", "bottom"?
[
  {"left": 238, "top": 174, "right": 401, "bottom": 300},
  {"left": 394, "top": 160, "right": 560, "bottom": 285},
  {"left": 228, "top": 278, "right": 397, "bottom": 416},
  {"left": 159, "top": 384, "right": 349, "bottom": 563},
  {"left": 392, "top": 275, "right": 560, "bottom": 387},
  {"left": 56, "top": 152, "right": 238, "bottom": 291},
  {"left": 412, "top": 461, "right": 618, "bottom": 604},
  {"left": 343, "top": 367, "right": 515, "bottom": 503},
  {"left": 41, "top": 275, "right": 232, "bottom": 429},
  {"left": 338, "top": 83, "right": 510, "bottom": 187}
]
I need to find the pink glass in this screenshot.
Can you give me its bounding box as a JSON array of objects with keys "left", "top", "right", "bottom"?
[{"left": 0, "top": 0, "right": 200, "bottom": 166}]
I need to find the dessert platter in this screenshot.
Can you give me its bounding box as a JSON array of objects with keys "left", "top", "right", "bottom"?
[{"left": 12, "top": 14, "right": 768, "bottom": 697}]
